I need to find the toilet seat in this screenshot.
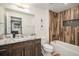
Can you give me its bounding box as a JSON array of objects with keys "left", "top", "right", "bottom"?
[
  {"left": 42, "top": 43, "right": 54, "bottom": 52},
  {"left": 43, "top": 44, "right": 53, "bottom": 49}
]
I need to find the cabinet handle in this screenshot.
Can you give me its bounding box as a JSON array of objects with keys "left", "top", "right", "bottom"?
[{"left": 0, "top": 49, "right": 6, "bottom": 51}]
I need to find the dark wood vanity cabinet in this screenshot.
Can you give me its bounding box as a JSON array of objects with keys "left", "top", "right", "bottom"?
[
  {"left": 0, "top": 39, "right": 41, "bottom": 56},
  {"left": 34, "top": 39, "right": 41, "bottom": 56}
]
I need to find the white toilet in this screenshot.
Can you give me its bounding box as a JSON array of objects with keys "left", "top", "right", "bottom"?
[
  {"left": 42, "top": 43, "right": 54, "bottom": 56},
  {"left": 41, "top": 37, "right": 54, "bottom": 55}
]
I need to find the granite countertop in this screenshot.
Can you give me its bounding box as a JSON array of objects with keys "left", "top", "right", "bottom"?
[{"left": 0, "top": 36, "right": 40, "bottom": 46}]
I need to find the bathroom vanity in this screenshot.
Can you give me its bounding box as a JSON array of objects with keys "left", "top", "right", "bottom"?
[{"left": 0, "top": 38, "right": 41, "bottom": 56}]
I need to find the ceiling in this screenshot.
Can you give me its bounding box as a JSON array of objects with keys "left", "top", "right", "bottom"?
[
  {"left": 0, "top": 3, "right": 79, "bottom": 12},
  {"left": 30, "top": 3, "right": 79, "bottom": 12}
]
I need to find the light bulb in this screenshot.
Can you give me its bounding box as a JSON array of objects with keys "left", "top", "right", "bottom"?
[
  {"left": 64, "top": 3, "right": 68, "bottom": 5},
  {"left": 14, "top": 3, "right": 30, "bottom": 9}
]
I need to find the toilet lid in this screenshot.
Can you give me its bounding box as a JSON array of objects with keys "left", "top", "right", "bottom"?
[{"left": 43, "top": 44, "right": 53, "bottom": 49}]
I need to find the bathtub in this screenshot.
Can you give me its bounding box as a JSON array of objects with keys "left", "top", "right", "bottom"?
[{"left": 50, "top": 40, "right": 79, "bottom": 56}]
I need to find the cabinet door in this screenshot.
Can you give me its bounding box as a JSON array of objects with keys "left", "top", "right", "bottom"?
[
  {"left": 24, "top": 45, "right": 33, "bottom": 56},
  {"left": 77, "top": 32, "right": 79, "bottom": 46},
  {"left": 9, "top": 41, "right": 33, "bottom": 56},
  {"left": 9, "top": 47, "right": 24, "bottom": 56},
  {"left": 23, "top": 40, "right": 33, "bottom": 56},
  {"left": 34, "top": 39, "right": 41, "bottom": 56}
]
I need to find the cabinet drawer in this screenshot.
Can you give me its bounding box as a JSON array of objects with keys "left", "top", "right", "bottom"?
[
  {"left": 0, "top": 50, "right": 8, "bottom": 56},
  {"left": 0, "top": 45, "right": 8, "bottom": 56},
  {"left": 9, "top": 40, "right": 33, "bottom": 49},
  {"left": 34, "top": 39, "right": 41, "bottom": 44},
  {"left": 0, "top": 49, "right": 6, "bottom": 52}
]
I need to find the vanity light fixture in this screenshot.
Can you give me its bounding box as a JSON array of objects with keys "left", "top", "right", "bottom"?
[
  {"left": 14, "top": 3, "right": 30, "bottom": 9},
  {"left": 64, "top": 3, "right": 68, "bottom": 5}
]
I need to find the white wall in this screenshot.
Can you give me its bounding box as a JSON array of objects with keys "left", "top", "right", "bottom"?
[
  {"left": 0, "top": 6, "right": 5, "bottom": 35},
  {"left": 30, "top": 7, "right": 49, "bottom": 43}
]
